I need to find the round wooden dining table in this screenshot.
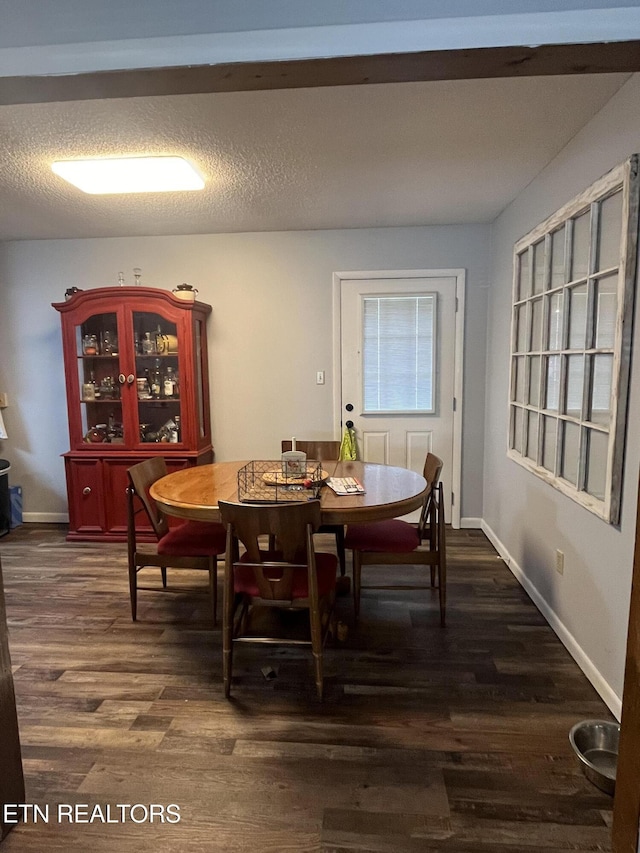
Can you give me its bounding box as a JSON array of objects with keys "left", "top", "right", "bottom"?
[{"left": 149, "top": 460, "right": 428, "bottom": 526}]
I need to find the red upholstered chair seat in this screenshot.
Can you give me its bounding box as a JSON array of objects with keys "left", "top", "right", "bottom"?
[
  {"left": 344, "top": 519, "right": 420, "bottom": 553},
  {"left": 127, "top": 458, "right": 225, "bottom": 624},
  {"left": 234, "top": 551, "right": 337, "bottom": 598},
  {"left": 158, "top": 521, "right": 227, "bottom": 557}
]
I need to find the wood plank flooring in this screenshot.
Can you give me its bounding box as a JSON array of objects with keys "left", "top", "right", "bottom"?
[{"left": 0, "top": 524, "right": 616, "bottom": 852}]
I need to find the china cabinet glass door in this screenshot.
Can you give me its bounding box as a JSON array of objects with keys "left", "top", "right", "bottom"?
[
  {"left": 132, "top": 310, "right": 182, "bottom": 446},
  {"left": 75, "top": 310, "right": 125, "bottom": 447}
]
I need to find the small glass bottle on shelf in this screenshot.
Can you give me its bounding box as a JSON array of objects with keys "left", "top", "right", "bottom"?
[
  {"left": 82, "top": 334, "right": 98, "bottom": 355},
  {"left": 82, "top": 377, "right": 95, "bottom": 401},
  {"left": 149, "top": 359, "right": 162, "bottom": 398},
  {"left": 90, "top": 370, "right": 99, "bottom": 399},
  {"left": 102, "top": 331, "right": 117, "bottom": 356},
  {"left": 163, "top": 366, "right": 177, "bottom": 398},
  {"left": 155, "top": 325, "right": 165, "bottom": 354},
  {"left": 141, "top": 332, "right": 155, "bottom": 354}
]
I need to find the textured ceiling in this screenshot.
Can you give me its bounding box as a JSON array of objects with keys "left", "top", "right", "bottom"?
[{"left": 0, "top": 73, "right": 630, "bottom": 241}]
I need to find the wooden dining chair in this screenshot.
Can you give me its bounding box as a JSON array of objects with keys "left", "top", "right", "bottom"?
[
  {"left": 281, "top": 439, "right": 346, "bottom": 576},
  {"left": 126, "top": 458, "right": 227, "bottom": 623},
  {"left": 344, "top": 453, "right": 447, "bottom": 625},
  {"left": 219, "top": 499, "right": 338, "bottom": 699}
]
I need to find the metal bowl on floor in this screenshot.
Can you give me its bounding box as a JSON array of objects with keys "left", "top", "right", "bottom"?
[{"left": 569, "top": 719, "right": 620, "bottom": 795}]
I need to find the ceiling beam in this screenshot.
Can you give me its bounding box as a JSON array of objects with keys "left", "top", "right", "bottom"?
[{"left": 1, "top": 40, "right": 639, "bottom": 106}]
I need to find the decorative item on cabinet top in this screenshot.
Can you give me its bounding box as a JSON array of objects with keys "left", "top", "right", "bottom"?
[
  {"left": 57, "top": 285, "right": 205, "bottom": 306},
  {"left": 172, "top": 283, "right": 198, "bottom": 302}
]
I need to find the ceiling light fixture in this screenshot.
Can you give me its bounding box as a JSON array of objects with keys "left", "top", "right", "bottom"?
[{"left": 51, "top": 156, "right": 205, "bottom": 194}]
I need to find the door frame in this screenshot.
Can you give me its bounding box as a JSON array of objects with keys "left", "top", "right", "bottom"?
[{"left": 332, "top": 268, "right": 465, "bottom": 529}]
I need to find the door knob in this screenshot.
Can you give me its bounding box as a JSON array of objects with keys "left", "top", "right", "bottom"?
[
  {"left": 118, "top": 374, "right": 126, "bottom": 384},
  {"left": 345, "top": 420, "right": 354, "bottom": 429},
  {"left": 127, "top": 374, "right": 135, "bottom": 384},
  {"left": 345, "top": 403, "right": 354, "bottom": 412},
  {"left": 82, "top": 487, "right": 92, "bottom": 495}
]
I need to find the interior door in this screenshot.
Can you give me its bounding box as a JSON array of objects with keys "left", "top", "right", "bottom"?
[{"left": 340, "top": 274, "right": 458, "bottom": 519}]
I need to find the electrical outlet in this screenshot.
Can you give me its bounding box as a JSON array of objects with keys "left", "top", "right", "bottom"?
[
  {"left": 0, "top": 392, "right": 8, "bottom": 408},
  {"left": 555, "top": 549, "right": 564, "bottom": 575}
]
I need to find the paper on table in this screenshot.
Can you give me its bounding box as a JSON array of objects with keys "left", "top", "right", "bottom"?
[{"left": 0, "top": 410, "right": 7, "bottom": 440}]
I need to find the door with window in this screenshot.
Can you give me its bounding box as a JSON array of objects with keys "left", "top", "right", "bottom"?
[{"left": 338, "top": 272, "right": 462, "bottom": 522}]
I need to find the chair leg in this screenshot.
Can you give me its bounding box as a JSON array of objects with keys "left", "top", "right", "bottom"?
[
  {"left": 128, "top": 560, "right": 138, "bottom": 621},
  {"left": 209, "top": 557, "right": 218, "bottom": 626},
  {"left": 352, "top": 550, "right": 362, "bottom": 621},
  {"left": 222, "top": 566, "right": 234, "bottom": 698},
  {"left": 160, "top": 567, "right": 167, "bottom": 588},
  {"left": 429, "top": 511, "right": 437, "bottom": 587},
  {"left": 309, "top": 601, "right": 324, "bottom": 700},
  {"left": 335, "top": 526, "right": 346, "bottom": 577}
]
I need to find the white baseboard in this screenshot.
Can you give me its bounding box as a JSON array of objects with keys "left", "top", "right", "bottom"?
[
  {"left": 481, "top": 519, "right": 622, "bottom": 721},
  {"left": 460, "top": 517, "right": 482, "bottom": 528},
  {"left": 22, "top": 512, "right": 69, "bottom": 524}
]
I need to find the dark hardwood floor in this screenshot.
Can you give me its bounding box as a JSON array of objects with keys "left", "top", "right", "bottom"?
[{"left": 0, "top": 524, "right": 615, "bottom": 852}]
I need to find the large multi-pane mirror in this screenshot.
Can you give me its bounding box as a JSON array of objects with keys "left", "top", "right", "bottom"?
[{"left": 508, "top": 156, "right": 639, "bottom": 525}]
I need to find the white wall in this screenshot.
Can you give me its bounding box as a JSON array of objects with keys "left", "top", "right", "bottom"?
[
  {"left": 483, "top": 73, "right": 640, "bottom": 716},
  {"left": 0, "top": 223, "right": 490, "bottom": 523}
]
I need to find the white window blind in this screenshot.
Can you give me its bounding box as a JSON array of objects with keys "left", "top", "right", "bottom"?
[{"left": 362, "top": 295, "right": 435, "bottom": 413}]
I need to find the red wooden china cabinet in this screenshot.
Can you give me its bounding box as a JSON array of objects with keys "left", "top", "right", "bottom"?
[{"left": 53, "top": 287, "right": 213, "bottom": 541}]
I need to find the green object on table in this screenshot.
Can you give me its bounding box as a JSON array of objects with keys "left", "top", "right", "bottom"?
[{"left": 339, "top": 426, "right": 357, "bottom": 461}]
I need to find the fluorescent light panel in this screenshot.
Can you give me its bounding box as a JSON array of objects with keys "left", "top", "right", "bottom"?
[{"left": 51, "top": 156, "right": 205, "bottom": 194}]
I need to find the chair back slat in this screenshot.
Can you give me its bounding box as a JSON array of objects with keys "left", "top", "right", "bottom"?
[
  {"left": 417, "top": 453, "right": 443, "bottom": 542},
  {"left": 219, "top": 500, "right": 322, "bottom": 601},
  {"left": 127, "top": 457, "right": 170, "bottom": 539}
]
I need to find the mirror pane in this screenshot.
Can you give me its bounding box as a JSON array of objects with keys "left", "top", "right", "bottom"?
[
  {"left": 594, "top": 275, "right": 617, "bottom": 349},
  {"left": 565, "top": 355, "right": 584, "bottom": 418},
  {"left": 512, "top": 406, "right": 523, "bottom": 453},
  {"left": 550, "top": 226, "right": 566, "bottom": 288},
  {"left": 528, "top": 356, "right": 541, "bottom": 407},
  {"left": 561, "top": 421, "right": 580, "bottom": 485},
  {"left": 571, "top": 210, "right": 590, "bottom": 280},
  {"left": 531, "top": 298, "right": 543, "bottom": 351},
  {"left": 513, "top": 356, "right": 525, "bottom": 403},
  {"left": 586, "top": 428, "right": 608, "bottom": 500},
  {"left": 545, "top": 355, "right": 560, "bottom": 411},
  {"left": 590, "top": 354, "right": 613, "bottom": 425},
  {"left": 597, "top": 190, "right": 622, "bottom": 272},
  {"left": 542, "top": 416, "right": 557, "bottom": 472},
  {"left": 547, "top": 291, "right": 563, "bottom": 350},
  {"left": 568, "top": 284, "right": 588, "bottom": 349},
  {"left": 532, "top": 240, "right": 545, "bottom": 294},
  {"left": 526, "top": 411, "right": 539, "bottom": 462},
  {"left": 516, "top": 304, "right": 528, "bottom": 353},
  {"left": 517, "top": 250, "right": 530, "bottom": 300}
]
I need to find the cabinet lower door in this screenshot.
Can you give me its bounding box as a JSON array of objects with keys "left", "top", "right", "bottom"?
[
  {"left": 103, "top": 458, "right": 191, "bottom": 536},
  {"left": 65, "top": 458, "right": 104, "bottom": 537},
  {"left": 103, "top": 460, "right": 142, "bottom": 537}
]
